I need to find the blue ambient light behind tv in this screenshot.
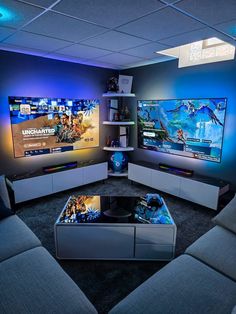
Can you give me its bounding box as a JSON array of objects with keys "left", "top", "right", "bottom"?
[{"left": 137, "top": 98, "right": 227, "bottom": 163}]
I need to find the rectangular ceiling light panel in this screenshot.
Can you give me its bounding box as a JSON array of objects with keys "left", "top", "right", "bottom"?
[
  {"left": 179, "top": 38, "right": 235, "bottom": 68},
  {"left": 157, "top": 37, "right": 235, "bottom": 68}
]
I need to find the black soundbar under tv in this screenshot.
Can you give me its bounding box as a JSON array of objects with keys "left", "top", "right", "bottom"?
[{"left": 159, "top": 163, "right": 194, "bottom": 177}]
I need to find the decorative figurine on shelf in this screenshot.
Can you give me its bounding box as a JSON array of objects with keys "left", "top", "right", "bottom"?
[
  {"left": 119, "top": 105, "right": 125, "bottom": 121},
  {"left": 111, "top": 138, "right": 120, "bottom": 147},
  {"left": 106, "top": 136, "right": 111, "bottom": 147},
  {"left": 113, "top": 112, "right": 120, "bottom": 121},
  {"left": 124, "top": 106, "right": 131, "bottom": 121},
  {"left": 107, "top": 77, "right": 119, "bottom": 92}
]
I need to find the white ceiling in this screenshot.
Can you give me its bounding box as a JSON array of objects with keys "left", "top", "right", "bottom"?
[{"left": 0, "top": 0, "right": 235, "bottom": 69}]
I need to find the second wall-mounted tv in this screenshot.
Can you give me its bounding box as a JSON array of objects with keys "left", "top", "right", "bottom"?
[
  {"left": 137, "top": 98, "right": 227, "bottom": 163},
  {"left": 9, "top": 96, "right": 100, "bottom": 158}
]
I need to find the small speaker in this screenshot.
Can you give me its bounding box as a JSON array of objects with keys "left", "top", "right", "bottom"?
[
  {"left": 43, "top": 161, "right": 77, "bottom": 174},
  {"left": 159, "top": 163, "right": 193, "bottom": 177}
]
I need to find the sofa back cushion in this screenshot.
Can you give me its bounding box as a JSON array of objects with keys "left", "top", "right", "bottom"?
[{"left": 213, "top": 195, "right": 236, "bottom": 234}]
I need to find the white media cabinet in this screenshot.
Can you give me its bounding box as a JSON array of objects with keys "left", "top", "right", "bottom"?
[
  {"left": 128, "top": 161, "right": 229, "bottom": 210},
  {"left": 7, "top": 162, "right": 108, "bottom": 203}
]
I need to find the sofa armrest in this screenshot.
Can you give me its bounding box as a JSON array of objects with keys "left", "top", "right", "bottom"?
[{"left": 212, "top": 194, "right": 236, "bottom": 234}]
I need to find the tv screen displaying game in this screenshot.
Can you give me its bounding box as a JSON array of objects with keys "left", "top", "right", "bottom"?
[
  {"left": 137, "top": 98, "right": 227, "bottom": 162},
  {"left": 9, "top": 96, "right": 100, "bottom": 158}
]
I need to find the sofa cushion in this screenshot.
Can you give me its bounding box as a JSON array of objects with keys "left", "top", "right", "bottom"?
[
  {"left": 109, "top": 255, "right": 236, "bottom": 314},
  {"left": 232, "top": 305, "right": 236, "bottom": 314},
  {"left": 213, "top": 194, "right": 236, "bottom": 234},
  {"left": 186, "top": 225, "right": 236, "bottom": 281},
  {"left": 0, "top": 246, "right": 97, "bottom": 313},
  {"left": 0, "top": 197, "right": 13, "bottom": 220},
  {"left": 0, "top": 215, "right": 41, "bottom": 262}
]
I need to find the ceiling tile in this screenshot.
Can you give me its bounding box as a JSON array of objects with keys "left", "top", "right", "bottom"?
[
  {"left": 16, "top": 0, "right": 56, "bottom": 8},
  {"left": 53, "top": 0, "right": 165, "bottom": 28},
  {"left": 0, "top": 0, "right": 44, "bottom": 28},
  {"left": 214, "top": 20, "right": 236, "bottom": 39},
  {"left": 44, "top": 52, "right": 87, "bottom": 64},
  {"left": 81, "top": 31, "right": 149, "bottom": 51},
  {"left": 81, "top": 59, "right": 121, "bottom": 69},
  {"left": 162, "top": 0, "right": 181, "bottom": 3},
  {"left": 0, "top": 26, "right": 16, "bottom": 41},
  {"left": 148, "top": 55, "right": 176, "bottom": 63},
  {"left": 95, "top": 53, "right": 143, "bottom": 65},
  {"left": 23, "top": 11, "right": 107, "bottom": 42},
  {"left": 122, "top": 55, "right": 175, "bottom": 68},
  {"left": 56, "top": 43, "right": 111, "bottom": 59},
  {"left": 117, "top": 7, "right": 205, "bottom": 41},
  {"left": 121, "top": 42, "right": 170, "bottom": 58},
  {"left": 3, "top": 31, "right": 71, "bottom": 51},
  {"left": 0, "top": 42, "right": 47, "bottom": 56},
  {"left": 175, "top": 0, "right": 236, "bottom": 25},
  {"left": 158, "top": 27, "right": 219, "bottom": 47}
]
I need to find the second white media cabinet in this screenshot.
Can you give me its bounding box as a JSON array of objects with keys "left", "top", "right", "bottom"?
[{"left": 128, "top": 161, "right": 229, "bottom": 210}]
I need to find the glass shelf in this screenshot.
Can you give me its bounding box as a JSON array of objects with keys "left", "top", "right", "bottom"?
[
  {"left": 108, "top": 171, "right": 128, "bottom": 177},
  {"left": 103, "top": 121, "right": 135, "bottom": 125},
  {"left": 103, "top": 146, "right": 134, "bottom": 151},
  {"left": 102, "top": 93, "right": 135, "bottom": 97}
]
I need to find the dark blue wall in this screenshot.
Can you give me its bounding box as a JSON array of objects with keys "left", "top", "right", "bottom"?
[
  {"left": 123, "top": 58, "right": 236, "bottom": 189},
  {"left": 0, "top": 50, "right": 115, "bottom": 176}
]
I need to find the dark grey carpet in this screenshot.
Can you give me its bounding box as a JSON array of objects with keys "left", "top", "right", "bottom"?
[{"left": 16, "top": 177, "right": 231, "bottom": 314}]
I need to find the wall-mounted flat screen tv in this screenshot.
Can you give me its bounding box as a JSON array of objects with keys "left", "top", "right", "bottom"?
[
  {"left": 137, "top": 98, "right": 227, "bottom": 163},
  {"left": 9, "top": 96, "right": 100, "bottom": 158}
]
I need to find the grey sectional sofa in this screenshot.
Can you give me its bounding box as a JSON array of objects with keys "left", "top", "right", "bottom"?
[
  {"left": 1, "top": 169, "right": 236, "bottom": 314},
  {"left": 0, "top": 174, "right": 97, "bottom": 314},
  {"left": 109, "top": 195, "right": 236, "bottom": 314}
]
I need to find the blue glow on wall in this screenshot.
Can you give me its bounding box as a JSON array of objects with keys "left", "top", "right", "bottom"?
[
  {"left": 229, "top": 25, "right": 236, "bottom": 36},
  {"left": 0, "top": 6, "right": 15, "bottom": 22},
  {"left": 171, "top": 63, "right": 235, "bottom": 169},
  {"left": 123, "top": 57, "right": 236, "bottom": 187}
]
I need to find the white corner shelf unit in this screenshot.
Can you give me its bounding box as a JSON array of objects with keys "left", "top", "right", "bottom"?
[{"left": 102, "top": 93, "right": 136, "bottom": 177}]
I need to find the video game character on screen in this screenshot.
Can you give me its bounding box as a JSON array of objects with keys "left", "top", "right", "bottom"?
[{"left": 176, "top": 128, "right": 186, "bottom": 143}]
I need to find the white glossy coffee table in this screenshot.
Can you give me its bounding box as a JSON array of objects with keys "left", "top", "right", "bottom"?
[{"left": 54, "top": 195, "right": 177, "bottom": 261}]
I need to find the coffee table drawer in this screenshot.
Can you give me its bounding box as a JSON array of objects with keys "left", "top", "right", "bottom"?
[
  {"left": 136, "top": 227, "right": 175, "bottom": 245},
  {"left": 135, "top": 244, "right": 174, "bottom": 260},
  {"left": 55, "top": 225, "right": 135, "bottom": 259}
]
